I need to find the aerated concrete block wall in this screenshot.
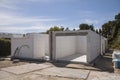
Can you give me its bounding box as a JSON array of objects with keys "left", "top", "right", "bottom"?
[
  {"left": 11, "top": 34, "right": 49, "bottom": 59},
  {"left": 11, "top": 37, "right": 34, "bottom": 58},
  {"left": 101, "top": 36, "right": 107, "bottom": 54},
  {"left": 87, "top": 30, "right": 101, "bottom": 63},
  {"left": 51, "top": 31, "right": 88, "bottom": 62},
  {"left": 56, "top": 36, "right": 76, "bottom": 59},
  {"left": 76, "top": 36, "right": 87, "bottom": 55},
  {"left": 51, "top": 30, "right": 107, "bottom": 63},
  {"left": 33, "top": 34, "right": 49, "bottom": 59},
  {"left": 11, "top": 30, "right": 107, "bottom": 63},
  {"left": 55, "top": 36, "right": 87, "bottom": 59}
]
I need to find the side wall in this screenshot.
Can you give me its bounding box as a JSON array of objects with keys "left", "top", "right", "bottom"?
[
  {"left": 44, "top": 35, "right": 50, "bottom": 56},
  {"left": 11, "top": 37, "right": 33, "bottom": 58},
  {"left": 33, "top": 34, "right": 49, "bottom": 59},
  {"left": 101, "top": 37, "right": 108, "bottom": 55},
  {"left": 87, "top": 31, "right": 101, "bottom": 63},
  {"left": 76, "top": 36, "right": 87, "bottom": 54}
]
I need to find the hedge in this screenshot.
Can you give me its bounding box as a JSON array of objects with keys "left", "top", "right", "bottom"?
[{"left": 0, "top": 38, "right": 11, "bottom": 56}]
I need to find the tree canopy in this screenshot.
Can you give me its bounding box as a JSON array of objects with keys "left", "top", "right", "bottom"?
[
  {"left": 101, "top": 13, "right": 120, "bottom": 49},
  {"left": 79, "top": 23, "right": 90, "bottom": 30},
  {"left": 79, "top": 23, "right": 95, "bottom": 31},
  {"left": 46, "top": 26, "right": 64, "bottom": 34}
]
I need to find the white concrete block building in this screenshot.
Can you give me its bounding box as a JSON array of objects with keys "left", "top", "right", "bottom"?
[
  {"left": 11, "top": 30, "right": 107, "bottom": 64},
  {"left": 50, "top": 30, "right": 107, "bottom": 63}
]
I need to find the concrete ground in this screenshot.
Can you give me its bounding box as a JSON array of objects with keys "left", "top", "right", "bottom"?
[
  {"left": 0, "top": 62, "right": 120, "bottom": 80},
  {"left": 0, "top": 51, "right": 120, "bottom": 80}
]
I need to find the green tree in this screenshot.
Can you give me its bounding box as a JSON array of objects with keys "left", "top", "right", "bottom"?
[
  {"left": 99, "top": 29, "right": 102, "bottom": 34},
  {"left": 115, "top": 13, "right": 120, "bottom": 20},
  {"left": 73, "top": 28, "right": 76, "bottom": 31},
  {"left": 101, "top": 13, "right": 120, "bottom": 49},
  {"left": 89, "top": 24, "right": 95, "bottom": 31},
  {"left": 46, "top": 26, "right": 64, "bottom": 34},
  {"left": 60, "top": 26, "right": 64, "bottom": 31},
  {"left": 79, "top": 23, "right": 90, "bottom": 30},
  {"left": 95, "top": 29, "right": 99, "bottom": 34},
  {"left": 79, "top": 23, "right": 95, "bottom": 31},
  {"left": 101, "top": 22, "right": 110, "bottom": 38},
  {"left": 65, "top": 27, "right": 70, "bottom": 31}
]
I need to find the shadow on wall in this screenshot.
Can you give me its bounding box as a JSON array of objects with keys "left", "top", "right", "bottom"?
[{"left": 13, "top": 45, "right": 30, "bottom": 58}]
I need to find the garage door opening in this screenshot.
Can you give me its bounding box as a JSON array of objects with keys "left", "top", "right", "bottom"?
[{"left": 50, "top": 31, "right": 89, "bottom": 63}]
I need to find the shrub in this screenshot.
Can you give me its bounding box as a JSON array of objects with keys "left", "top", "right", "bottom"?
[
  {"left": 110, "top": 35, "right": 120, "bottom": 50},
  {"left": 0, "top": 38, "right": 11, "bottom": 56}
]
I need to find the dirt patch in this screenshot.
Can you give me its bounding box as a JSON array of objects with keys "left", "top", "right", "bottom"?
[{"left": 0, "top": 58, "right": 27, "bottom": 69}]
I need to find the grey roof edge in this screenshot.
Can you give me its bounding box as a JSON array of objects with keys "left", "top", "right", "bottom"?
[{"left": 52, "top": 30, "right": 91, "bottom": 34}]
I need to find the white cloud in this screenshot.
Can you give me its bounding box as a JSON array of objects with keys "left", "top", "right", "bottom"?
[
  {"left": 78, "top": 19, "right": 99, "bottom": 25},
  {"left": 25, "top": 0, "right": 71, "bottom": 3},
  {"left": 0, "top": 24, "right": 51, "bottom": 33},
  {"left": 0, "top": 12, "right": 63, "bottom": 33},
  {"left": 26, "top": 0, "right": 51, "bottom": 3},
  {"left": 0, "top": 0, "right": 19, "bottom": 9},
  {"left": 79, "top": 10, "right": 93, "bottom": 14},
  {"left": 78, "top": 10, "right": 94, "bottom": 17},
  {"left": 84, "top": 19, "right": 99, "bottom": 24},
  {"left": 0, "top": 13, "right": 62, "bottom": 25},
  {"left": 0, "top": 0, "right": 69, "bottom": 10},
  {"left": 0, "top": 0, "right": 52, "bottom": 10}
]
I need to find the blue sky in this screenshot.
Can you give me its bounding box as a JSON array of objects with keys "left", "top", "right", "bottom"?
[{"left": 0, "top": 0, "right": 120, "bottom": 33}]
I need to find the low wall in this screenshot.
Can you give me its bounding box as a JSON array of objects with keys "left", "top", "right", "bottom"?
[
  {"left": 11, "top": 37, "right": 33, "bottom": 58},
  {"left": 11, "top": 34, "right": 49, "bottom": 59},
  {"left": 87, "top": 30, "right": 101, "bottom": 62},
  {"left": 33, "top": 34, "right": 49, "bottom": 59}
]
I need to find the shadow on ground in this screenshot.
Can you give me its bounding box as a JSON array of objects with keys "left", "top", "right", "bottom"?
[
  {"left": 0, "top": 50, "right": 114, "bottom": 73},
  {"left": 52, "top": 50, "right": 114, "bottom": 73},
  {"left": 94, "top": 50, "right": 114, "bottom": 72}
]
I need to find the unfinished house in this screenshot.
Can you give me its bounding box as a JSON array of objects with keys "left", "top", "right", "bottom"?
[
  {"left": 11, "top": 33, "right": 49, "bottom": 60},
  {"left": 11, "top": 30, "right": 107, "bottom": 64},
  {"left": 50, "top": 30, "right": 107, "bottom": 63}
]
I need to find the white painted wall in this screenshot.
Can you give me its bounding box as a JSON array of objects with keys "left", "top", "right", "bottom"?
[
  {"left": 76, "top": 36, "right": 87, "bottom": 54},
  {"left": 44, "top": 35, "right": 49, "bottom": 56},
  {"left": 56, "top": 36, "right": 76, "bottom": 59},
  {"left": 11, "top": 33, "right": 49, "bottom": 59},
  {"left": 87, "top": 31, "right": 101, "bottom": 62},
  {"left": 101, "top": 36, "right": 108, "bottom": 54},
  {"left": 11, "top": 37, "right": 33, "bottom": 58},
  {"left": 101, "top": 36, "right": 105, "bottom": 54},
  {"left": 33, "top": 34, "right": 49, "bottom": 59},
  {"left": 55, "top": 35, "right": 87, "bottom": 60}
]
